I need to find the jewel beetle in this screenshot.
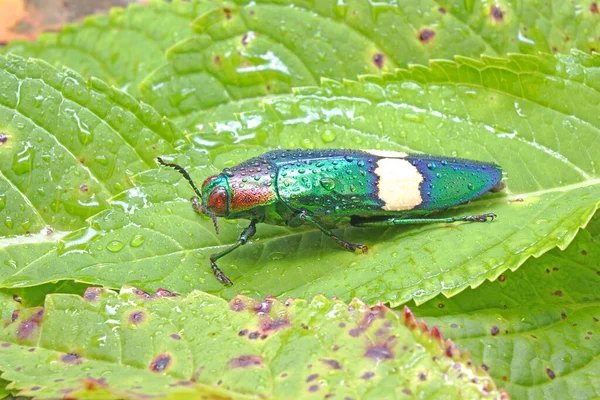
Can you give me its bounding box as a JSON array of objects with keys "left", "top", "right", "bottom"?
[{"left": 158, "top": 149, "right": 503, "bottom": 285}]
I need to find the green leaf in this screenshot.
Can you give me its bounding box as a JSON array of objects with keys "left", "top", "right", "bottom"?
[
  {"left": 0, "top": 54, "right": 182, "bottom": 236},
  {"left": 416, "top": 213, "right": 600, "bottom": 399},
  {"left": 138, "top": 0, "right": 600, "bottom": 129},
  {"left": 4, "top": 52, "right": 597, "bottom": 308},
  {"left": 0, "top": 288, "right": 502, "bottom": 399},
  {"left": 2, "top": 0, "right": 213, "bottom": 96}
]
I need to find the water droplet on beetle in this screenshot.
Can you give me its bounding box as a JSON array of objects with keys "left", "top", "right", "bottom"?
[
  {"left": 320, "top": 178, "right": 336, "bottom": 191},
  {"left": 467, "top": 183, "right": 474, "bottom": 190},
  {"left": 427, "top": 162, "right": 436, "bottom": 170}
]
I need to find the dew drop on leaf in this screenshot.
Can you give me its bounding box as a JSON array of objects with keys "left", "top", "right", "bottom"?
[
  {"left": 107, "top": 240, "right": 125, "bottom": 252},
  {"left": 130, "top": 234, "right": 145, "bottom": 247},
  {"left": 321, "top": 130, "right": 337, "bottom": 143}
]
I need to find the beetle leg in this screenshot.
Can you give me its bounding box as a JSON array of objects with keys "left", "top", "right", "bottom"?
[
  {"left": 299, "top": 211, "right": 368, "bottom": 254},
  {"left": 351, "top": 213, "right": 496, "bottom": 227},
  {"left": 210, "top": 218, "right": 259, "bottom": 285}
]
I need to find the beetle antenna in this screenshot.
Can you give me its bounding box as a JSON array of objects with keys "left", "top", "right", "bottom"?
[
  {"left": 209, "top": 212, "right": 219, "bottom": 234},
  {"left": 156, "top": 157, "right": 203, "bottom": 200}
]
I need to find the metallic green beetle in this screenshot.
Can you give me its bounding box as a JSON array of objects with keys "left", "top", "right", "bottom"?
[{"left": 158, "top": 149, "right": 503, "bottom": 285}]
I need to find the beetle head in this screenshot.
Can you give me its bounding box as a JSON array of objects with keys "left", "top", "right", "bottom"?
[
  {"left": 200, "top": 175, "right": 230, "bottom": 218},
  {"left": 156, "top": 157, "right": 221, "bottom": 234}
]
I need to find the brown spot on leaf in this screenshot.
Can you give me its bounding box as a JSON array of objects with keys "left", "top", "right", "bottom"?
[
  {"left": 224, "top": 8, "right": 232, "bottom": 19},
  {"left": 482, "top": 364, "right": 489, "bottom": 371},
  {"left": 490, "top": 326, "right": 500, "bottom": 336},
  {"left": 418, "top": 372, "right": 427, "bottom": 380},
  {"left": 349, "top": 327, "right": 364, "bottom": 337},
  {"left": 320, "top": 359, "right": 342, "bottom": 369},
  {"left": 129, "top": 311, "right": 146, "bottom": 324},
  {"left": 561, "top": 311, "right": 567, "bottom": 319},
  {"left": 592, "top": 2, "right": 599, "bottom": 13},
  {"left": 61, "top": 353, "right": 82, "bottom": 364},
  {"left": 581, "top": 250, "right": 588, "bottom": 256},
  {"left": 546, "top": 368, "right": 556, "bottom": 379},
  {"left": 214, "top": 55, "right": 222, "bottom": 66},
  {"left": 228, "top": 355, "right": 263, "bottom": 369},
  {"left": 83, "top": 287, "right": 103, "bottom": 301},
  {"left": 309, "top": 384, "right": 319, "bottom": 392},
  {"left": 366, "top": 344, "right": 394, "bottom": 361},
  {"left": 170, "top": 334, "right": 181, "bottom": 340},
  {"left": 446, "top": 342, "right": 458, "bottom": 358},
  {"left": 155, "top": 288, "right": 178, "bottom": 297},
  {"left": 132, "top": 287, "right": 152, "bottom": 299},
  {"left": 498, "top": 274, "right": 506, "bottom": 282},
  {"left": 12, "top": 294, "right": 22, "bottom": 304},
  {"left": 450, "top": 323, "right": 458, "bottom": 328},
  {"left": 552, "top": 290, "right": 563, "bottom": 297},
  {"left": 438, "top": 7, "right": 446, "bottom": 13},
  {"left": 254, "top": 296, "right": 275, "bottom": 314},
  {"left": 79, "top": 184, "right": 89, "bottom": 193},
  {"left": 491, "top": 6, "right": 504, "bottom": 21},
  {"left": 248, "top": 331, "right": 260, "bottom": 339},
  {"left": 437, "top": 303, "right": 445, "bottom": 309},
  {"left": 17, "top": 309, "right": 44, "bottom": 340},
  {"left": 80, "top": 377, "right": 108, "bottom": 391},
  {"left": 418, "top": 29, "right": 435, "bottom": 43},
  {"left": 238, "top": 329, "right": 248, "bottom": 337},
  {"left": 262, "top": 319, "right": 290, "bottom": 332},
  {"left": 361, "top": 371, "right": 375, "bottom": 380},
  {"left": 1, "top": 343, "right": 10, "bottom": 347},
  {"left": 150, "top": 353, "right": 171, "bottom": 373},
  {"left": 11, "top": 310, "right": 19, "bottom": 322},
  {"left": 306, "top": 373, "right": 319, "bottom": 382},
  {"left": 373, "top": 53, "right": 384, "bottom": 69},
  {"left": 0, "top": 133, "right": 7, "bottom": 144},
  {"left": 230, "top": 298, "right": 244, "bottom": 311}
]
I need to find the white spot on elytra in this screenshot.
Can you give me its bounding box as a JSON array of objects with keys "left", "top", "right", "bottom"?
[
  {"left": 366, "top": 150, "right": 408, "bottom": 158},
  {"left": 374, "top": 158, "right": 423, "bottom": 211}
]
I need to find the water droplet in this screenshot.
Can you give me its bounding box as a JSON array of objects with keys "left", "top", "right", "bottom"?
[
  {"left": 301, "top": 138, "right": 315, "bottom": 149},
  {"left": 21, "top": 220, "right": 31, "bottom": 231},
  {"left": 321, "top": 130, "right": 337, "bottom": 143},
  {"left": 298, "top": 168, "right": 306, "bottom": 174},
  {"left": 0, "top": 195, "right": 5, "bottom": 212},
  {"left": 12, "top": 144, "right": 34, "bottom": 175},
  {"left": 4, "top": 217, "right": 13, "bottom": 229},
  {"left": 320, "top": 177, "right": 336, "bottom": 191},
  {"left": 130, "top": 234, "right": 145, "bottom": 247},
  {"left": 467, "top": 183, "right": 474, "bottom": 190},
  {"left": 95, "top": 155, "right": 109, "bottom": 165},
  {"left": 427, "top": 162, "right": 436, "bottom": 170},
  {"left": 107, "top": 240, "right": 125, "bottom": 252},
  {"left": 349, "top": 184, "right": 357, "bottom": 192}
]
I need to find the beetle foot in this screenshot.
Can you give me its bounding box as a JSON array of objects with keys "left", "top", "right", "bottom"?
[
  {"left": 464, "top": 213, "right": 496, "bottom": 223},
  {"left": 211, "top": 260, "right": 233, "bottom": 286},
  {"left": 334, "top": 237, "right": 368, "bottom": 254}
]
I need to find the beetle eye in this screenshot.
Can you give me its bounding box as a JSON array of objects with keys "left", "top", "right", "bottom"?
[{"left": 208, "top": 186, "right": 228, "bottom": 215}]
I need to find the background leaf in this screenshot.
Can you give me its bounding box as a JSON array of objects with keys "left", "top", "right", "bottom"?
[
  {"left": 1, "top": 0, "right": 213, "bottom": 96},
  {"left": 416, "top": 213, "right": 600, "bottom": 398},
  {"left": 138, "top": 0, "right": 600, "bottom": 130},
  {"left": 0, "top": 54, "right": 182, "bottom": 237},
  {"left": 0, "top": 288, "right": 501, "bottom": 399}
]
